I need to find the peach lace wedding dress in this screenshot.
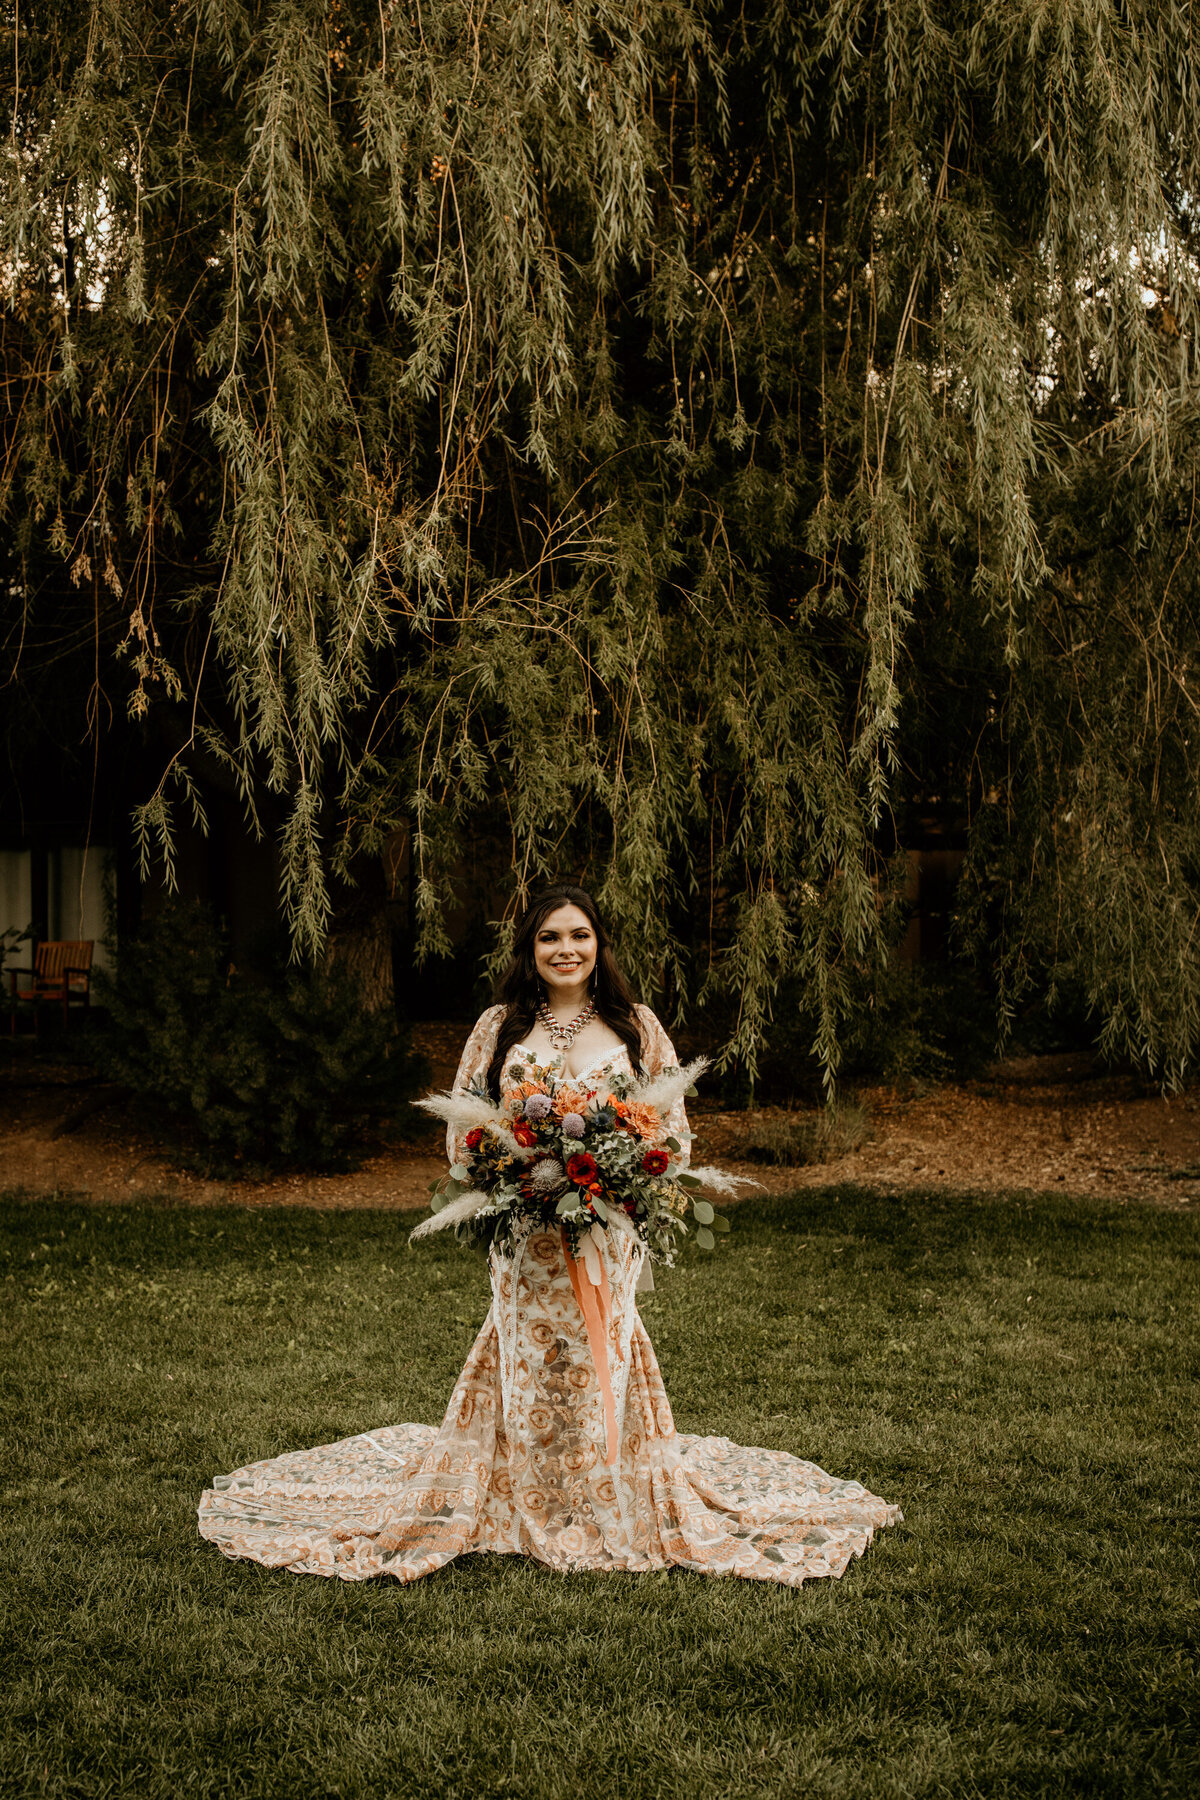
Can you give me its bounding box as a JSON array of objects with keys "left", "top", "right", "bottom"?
[{"left": 198, "top": 1005, "right": 901, "bottom": 1586}]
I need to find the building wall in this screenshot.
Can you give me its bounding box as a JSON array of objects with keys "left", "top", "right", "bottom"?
[
  {"left": 0, "top": 846, "right": 113, "bottom": 973},
  {"left": 0, "top": 850, "right": 31, "bottom": 945}
]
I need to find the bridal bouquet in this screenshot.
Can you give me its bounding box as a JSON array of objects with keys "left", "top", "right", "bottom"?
[{"left": 410, "top": 1047, "right": 749, "bottom": 1268}]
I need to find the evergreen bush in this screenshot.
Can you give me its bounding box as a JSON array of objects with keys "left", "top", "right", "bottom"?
[
  {"left": 841, "top": 963, "right": 1001, "bottom": 1090},
  {"left": 95, "top": 904, "right": 426, "bottom": 1175}
]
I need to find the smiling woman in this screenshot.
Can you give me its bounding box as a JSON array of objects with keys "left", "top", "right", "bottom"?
[
  {"left": 485, "top": 885, "right": 645, "bottom": 1093},
  {"left": 198, "top": 884, "right": 902, "bottom": 1588},
  {"left": 530, "top": 903, "right": 604, "bottom": 1059}
]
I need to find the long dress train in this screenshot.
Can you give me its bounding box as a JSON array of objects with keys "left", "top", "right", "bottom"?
[{"left": 198, "top": 1008, "right": 901, "bottom": 1587}]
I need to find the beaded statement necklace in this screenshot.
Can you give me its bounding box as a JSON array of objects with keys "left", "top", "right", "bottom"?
[{"left": 537, "top": 996, "right": 597, "bottom": 1052}]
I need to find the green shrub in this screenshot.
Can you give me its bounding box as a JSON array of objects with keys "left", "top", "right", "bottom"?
[
  {"left": 95, "top": 902, "right": 426, "bottom": 1175},
  {"left": 731, "top": 954, "right": 998, "bottom": 1102},
  {"left": 840, "top": 960, "right": 998, "bottom": 1088},
  {"left": 741, "top": 1100, "right": 870, "bottom": 1166}
]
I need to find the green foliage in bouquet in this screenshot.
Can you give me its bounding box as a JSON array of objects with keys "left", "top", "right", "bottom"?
[
  {"left": 95, "top": 903, "right": 426, "bottom": 1175},
  {"left": 414, "top": 1050, "right": 740, "bottom": 1263}
]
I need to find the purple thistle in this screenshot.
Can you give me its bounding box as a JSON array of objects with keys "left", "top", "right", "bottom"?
[
  {"left": 562, "top": 1112, "right": 586, "bottom": 1138},
  {"left": 523, "top": 1092, "right": 553, "bottom": 1120}
]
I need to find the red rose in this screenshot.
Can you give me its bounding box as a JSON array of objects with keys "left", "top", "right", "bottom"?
[
  {"left": 566, "top": 1153, "right": 599, "bottom": 1186},
  {"left": 464, "top": 1128, "right": 484, "bottom": 1152},
  {"left": 513, "top": 1121, "right": 538, "bottom": 1148},
  {"left": 642, "top": 1149, "right": 670, "bottom": 1176}
]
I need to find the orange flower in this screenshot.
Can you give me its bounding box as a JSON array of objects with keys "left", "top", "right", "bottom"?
[
  {"left": 623, "top": 1101, "right": 662, "bottom": 1140},
  {"left": 509, "top": 1079, "right": 550, "bottom": 1107},
  {"left": 552, "top": 1086, "right": 590, "bottom": 1120}
]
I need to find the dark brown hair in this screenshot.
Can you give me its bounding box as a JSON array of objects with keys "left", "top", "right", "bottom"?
[{"left": 485, "top": 883, "right": 644, "bottom": 1095}]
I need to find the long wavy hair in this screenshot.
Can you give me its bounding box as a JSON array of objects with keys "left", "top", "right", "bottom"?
[{"left": 485, "top": 884, "right": 644, "bottom": 1096}]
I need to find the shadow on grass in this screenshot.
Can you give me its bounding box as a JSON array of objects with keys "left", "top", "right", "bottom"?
[{"left": 2, "top": 1187, "right": 1197, "bottom": 1799}]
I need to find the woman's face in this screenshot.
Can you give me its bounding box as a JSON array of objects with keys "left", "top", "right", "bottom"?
[{"left": 532, "top": 904, "right": 598, "bottom": 997}]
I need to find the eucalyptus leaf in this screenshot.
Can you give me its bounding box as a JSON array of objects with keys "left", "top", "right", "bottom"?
[
  {"left": 449, "top": 1164, "right": 470, "bottom": 1183},
  {"left": 695, "top": 1226, "right": 716, "bottom": 1250},
  {"left": 692, "top": 1200, "right": 715, "bottom": 1224},
  {"left": 678, "top": 1174, "right": 702, "bottom": 1190},
  {"left": 711, "top": 1214, "right": 732, "bottom": 1234}
]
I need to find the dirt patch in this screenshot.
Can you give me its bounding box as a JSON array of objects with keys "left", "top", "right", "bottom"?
[
  {"left": 695, "top": 1069, "right": 1200, "bottom": 1209},
  {"left": 2, "top": 1025, "right": 1198, "bottom": 1211}
]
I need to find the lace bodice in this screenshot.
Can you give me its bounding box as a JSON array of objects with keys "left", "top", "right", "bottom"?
[{"left": 444, "top": 1003, "right": 692, "bottom": 1166}]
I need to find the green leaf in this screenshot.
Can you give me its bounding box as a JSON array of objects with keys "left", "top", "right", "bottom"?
[
  {"left": 678, "top": 1174, "right": 702, "bottom": 1189},
  {"left": 685, "top": 1086, "right": 699, "bottom": 1097},
  {"left": 449, "top": 1163, "right": 469, "bottom": 1182},
  {"left": 695, "top": 1226, "right": 715, "bottom": 1250},
  {"left": 711, "top": 1214, "right": 731, "bottom": 1233},
  {"left": 590, "top": 1196, "right": 609, "bottom": 1222},
  {"left": 556, "top": 1196, "right": 580, "bottom": 1217},
  {"left": 665, "top": 1137, "right": 681, "bottom": 1152},
  {"left": 692, "top": 1200, "right": 715, "bottom": 1225}
]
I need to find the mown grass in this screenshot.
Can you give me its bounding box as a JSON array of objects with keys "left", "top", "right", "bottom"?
[{"left": 1, "top": 1187, "right": 1197, "bottom": 1800}]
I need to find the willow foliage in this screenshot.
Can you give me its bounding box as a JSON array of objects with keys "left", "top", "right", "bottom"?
[{"left": 3, "top": 1, "right": 1200, "bottom": 1082}]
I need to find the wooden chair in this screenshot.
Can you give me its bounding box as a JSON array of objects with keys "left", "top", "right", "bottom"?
[{"left": 8, "top": 940, "right": 95, "bottom": 1035}]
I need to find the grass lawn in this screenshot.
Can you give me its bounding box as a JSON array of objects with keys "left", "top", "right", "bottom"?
[{"left": 1, "top": 1187, "right": 1197, "bottom": 1799}]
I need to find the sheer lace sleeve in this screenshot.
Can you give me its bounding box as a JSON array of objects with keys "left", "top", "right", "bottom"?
[
  {"left": 635, "top": 1005, "right": 693, "bottom": 1167},
  {"left": 445, "top": 1005, "right": 507, "bottom": 1165}
]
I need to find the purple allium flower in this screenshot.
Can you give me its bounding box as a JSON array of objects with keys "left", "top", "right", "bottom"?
[
  {"left": 523, "top": 1092, "right": 553, "bottom": 1120},
  {"left": 562, "top": 1112, "right": 586, "bottom": 1138}
]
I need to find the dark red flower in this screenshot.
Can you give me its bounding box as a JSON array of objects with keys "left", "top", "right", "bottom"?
[
  {"left": 566, "top": 1152, "right": 599, "bottom": 1186},
  {"left": 464, "top": 1128, "right": 484, "bottom": 1152},
  {"left": 642, "top": 1148, "right": 670, "bottom": 1176},
  {"left": 513, "top": 1121, "right": 538, "bottom": 1148}
]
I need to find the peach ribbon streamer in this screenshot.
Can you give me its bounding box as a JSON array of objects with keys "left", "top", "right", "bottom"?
[{"left": 561, "top": 1228, "right": 619, "bottom": 1466}]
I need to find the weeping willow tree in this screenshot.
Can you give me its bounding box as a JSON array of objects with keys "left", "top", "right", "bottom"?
[{"left": 3, "top": 0, "right": 1199, "bottom": 1083}]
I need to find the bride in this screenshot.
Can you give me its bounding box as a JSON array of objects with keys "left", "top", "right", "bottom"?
[{"left": 199, "top": 883, "right": 901, "bottom": 1586}]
